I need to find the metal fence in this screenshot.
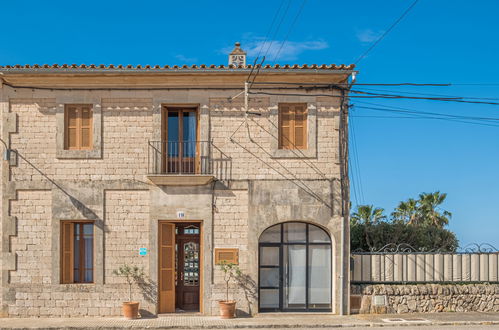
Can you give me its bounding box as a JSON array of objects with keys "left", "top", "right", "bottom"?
[{"left": 351, "top": 243, "right": 499, "bottom": 284}]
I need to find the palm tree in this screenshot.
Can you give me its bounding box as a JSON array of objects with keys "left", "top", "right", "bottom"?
[
  {"left": 351, "top": 205, "right": 386, "bottom": 225},
  {"left": 351, "top": 205, "right": 386, "bottom": 251},
  {"left": 391, "top": 198, "right": 419, "bottom": 224},
  {"left": 418, "top": 192, "right": 452, "bottom": 228}
]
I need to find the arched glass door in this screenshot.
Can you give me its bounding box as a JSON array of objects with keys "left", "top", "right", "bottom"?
[{"left": 258, "top": 222, "right": 332, "bottom": 312}]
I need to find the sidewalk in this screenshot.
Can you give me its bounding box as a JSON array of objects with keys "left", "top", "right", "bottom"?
[{"left": 1, "top": 312, "right": 499, "bottom": 329}]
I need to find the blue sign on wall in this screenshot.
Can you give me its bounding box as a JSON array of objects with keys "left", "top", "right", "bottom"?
[{"left": 139, "top": 248, "right": 147, "bottom": 256}]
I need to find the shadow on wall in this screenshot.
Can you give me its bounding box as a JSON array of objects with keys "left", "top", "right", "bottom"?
[{"left": 236, "top": 273, "right": 258, "bottom": 317}]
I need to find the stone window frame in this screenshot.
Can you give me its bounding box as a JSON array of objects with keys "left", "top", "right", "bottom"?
[
  {"left": 270, "top": 100, "right": 317, "bottom": 158},
  {"left": 56, "top": 96, "right": 102, "bottom": 159}
]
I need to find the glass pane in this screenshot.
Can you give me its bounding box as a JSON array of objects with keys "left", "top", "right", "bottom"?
[
  {"left": 260, "top": 268, "right": 279, "bottom": 288},
  {"left": 168, "top": 111, "right": 179, "bottom": 157},
  {"left": 183, "top": 111, "right": 197, "bottom": 141},
  {"left": 260, "top": 246, "right": 279, "bottom": 266},
  {"left": 84, "top": 270, "right": 93, "bottom": 283},
  {"left": 260, "top": 225, "right": 281, "bottom": 243},
  {"left": 283, "top": 245, "right": 306, "bottom": 309},
  {"left": 283, "top": 223, "right": 306, "bottom": 243},
  {"left": 73, "top": 228, "right": 80, "bottom": 282},
  {"left": 308, "top": 245, "right": 331, "bottom": 309},
  {"left": 183, "top": 242, "right": 199, "bottom": 286},
  {"left": 260, "top": 289, "right": 279, "bottom": 308},
  {"left": 168, "top": 111, "right": 179, "bottom": 141},
  {"left": 309, "top": 225, "right": 330, "bottom": 243},
  {"left": 83, "top": 223, "right": 93, "bottom": 235}
]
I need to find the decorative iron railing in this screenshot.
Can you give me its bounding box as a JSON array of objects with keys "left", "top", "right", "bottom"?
[
  {"left": 148, "top": 141, "right": 212, "bottom": 175},
  {"left": 148, "top": 140, "right": 232, "bottom": 180}
]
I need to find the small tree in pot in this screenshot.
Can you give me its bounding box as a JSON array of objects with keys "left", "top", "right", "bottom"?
[
  {"left": 218, "top": 261, "right": 241, "bottom": 319},
  {"left": 113, "top": 264, "right": 144, "bottom": 319}
]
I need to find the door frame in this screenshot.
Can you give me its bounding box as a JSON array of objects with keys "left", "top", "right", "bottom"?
[
  {"left": 158, "top": 220, "right": 204, "bottom": 314},
  {"left": 258, "top": 222, "right": 332, "bottom": 313},
  {"left": 161, "top": 105, "right": 201, "bottom": 174}
]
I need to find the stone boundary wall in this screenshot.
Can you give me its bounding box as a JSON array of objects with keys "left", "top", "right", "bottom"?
[{"left": 351, "top": 284, "right": 499, "bottom": 314}]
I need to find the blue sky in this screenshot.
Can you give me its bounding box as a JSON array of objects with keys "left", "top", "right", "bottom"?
[{"left": 2, "top": 0, "right": 499, "bottom": 248}]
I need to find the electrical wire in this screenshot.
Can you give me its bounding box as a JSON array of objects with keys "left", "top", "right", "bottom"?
[
  {"left": 348, "top": 112, "right": 364, "bottom": 204},
  {"left": 354, "top": 0, "right": 420, "bottom": 64},
  {"left": 357, "top": 87, "right": 499, "bottom": 101},
  {"left": 273, "top": 0, "right": 308, "bottom": 63},
  {"left": 249, "top": 91, "right": 499, "bottom": 105}
]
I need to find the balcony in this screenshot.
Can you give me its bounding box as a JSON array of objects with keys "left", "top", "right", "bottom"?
[{"left": 147, "top": 141, "right": 229, "bottom": 186}]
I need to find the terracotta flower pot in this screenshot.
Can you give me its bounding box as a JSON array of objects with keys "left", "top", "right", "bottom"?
[
  {"left": 219, "top": 300, "right": 236, "bottom": 319},
  {"left": 122, "top": 301, "right": 140, "bottom": 319}
]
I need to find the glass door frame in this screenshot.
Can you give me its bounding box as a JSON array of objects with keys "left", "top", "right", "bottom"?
[{"left": 258, "top": 222, "right": 332, "bottom": 313}]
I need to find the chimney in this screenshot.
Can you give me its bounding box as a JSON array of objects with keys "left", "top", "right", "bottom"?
[{"left": 229, "top": 42, "right": 246, "bottom": 67}]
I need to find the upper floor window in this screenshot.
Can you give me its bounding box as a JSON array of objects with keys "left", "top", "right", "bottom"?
[
  {"left": 64, "top": 105, "right": 93, "bottom": 150},
  {"left": 278, "top": 103, "right": 307, "bottom": 149},
  {"left": 61, "top": 221, "right": 94, "bottom": 284}
]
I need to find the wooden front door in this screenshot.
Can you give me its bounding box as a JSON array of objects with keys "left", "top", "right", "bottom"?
[
  {"left": 158, "top": 222, "right": 176, "bottom": 313},
  {"left": 175, "top": 224, "right": 200, "bottom": 311}
]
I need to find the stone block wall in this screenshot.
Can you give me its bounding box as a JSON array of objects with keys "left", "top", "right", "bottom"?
[
  {"left": 104, "top": 190, "right": 150, "bottom": 282},
  {"left": 211, "top": 188, "right": 254, "bottom": 316},
  {"left": 351, "top": 284, "right": 499, "bottom": 314},
  {"left": 10, "top": 190, "right": 52, "bottom": 285},
  {"left": 2, "top": 86, "right": 344, "bottom": 317}
]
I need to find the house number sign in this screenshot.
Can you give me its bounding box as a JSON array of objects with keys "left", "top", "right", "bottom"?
[{"left": 177, "top": 211, "right": 185, "bottom": 219}]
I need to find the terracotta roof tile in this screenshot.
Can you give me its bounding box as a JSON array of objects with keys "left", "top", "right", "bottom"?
[{"left": 0, "top": 63, "right": 355, "bottom": 71}]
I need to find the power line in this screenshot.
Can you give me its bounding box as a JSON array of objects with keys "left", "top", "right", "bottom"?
[
  {"left": 354, "top": 0, "right": 419, "bottom": 64},
  {"left": 246, "top": 0, "right": 287, "bottom": 83},
  {"left": 262, "top": 0, "right": 292, "bottom": 61},
  {"left": 273, "top": 0, "right": 308, "bottom": 63},
  {"left": 349, "top": 113, "right": 365, "bottom": 204},
  {"left": 352, "top": 105, "right": 499, "bottom": 128},
  {"left": 354, "top": 105, "right": 499, "bottom": 122},
  {"left": 254, "top": 0, "right": 286, "bottom": 61},
  {"left": 249, "top": 90, "right": 499, "bottom": 105},
  {"left": 356, "top": 87, "right": 499, "bottom": 101}
]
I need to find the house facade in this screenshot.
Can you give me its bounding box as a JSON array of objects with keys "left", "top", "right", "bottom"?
[{"left": 0, "top": 45, "right": 354, "bottom": 317}]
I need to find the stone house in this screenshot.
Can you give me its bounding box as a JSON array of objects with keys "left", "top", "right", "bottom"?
[{"left": 0, "top": 44, "right": 355, "bottom": 317}]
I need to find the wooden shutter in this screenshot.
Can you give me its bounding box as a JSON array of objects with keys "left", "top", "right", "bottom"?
[
  {"left": 279, "top": 104, "right": 292, "bottom": 149},
  {"left": 293, "top": 104, "right": 307, "bottom": 149},
  {"left": 80, "top": 106, "right": 93, "bottom": 148},
  {"left": 61, "top": 222, "right": 74, "bottom": 284},
  {"left": 159, "top": 222, "right": 176, "bottom": 313},
  {"left": 215, "top": 248, "right": 239, "bottom": 265},
  {"left": 65, "top": 106, "right": 79, "bottom": 149},
  {"left": 279, "top": 103, "right": 307, "bottom": 149},
  {"left": 65, "top": 105, "right": 93, "bottom": 150}
]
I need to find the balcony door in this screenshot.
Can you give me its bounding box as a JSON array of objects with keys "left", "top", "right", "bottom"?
[{"left": 162, "top": 107, "right": 198, "bottom": 174}]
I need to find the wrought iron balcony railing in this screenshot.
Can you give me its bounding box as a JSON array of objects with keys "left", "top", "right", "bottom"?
[{"left": 148, "top": 141, "right": 212, "bottom": 175}]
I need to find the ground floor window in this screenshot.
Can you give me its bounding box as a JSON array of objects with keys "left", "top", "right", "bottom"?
[
  {"left": 259, "top": 222, "right": 332, "bottom": 312},
  {"left": 61, "top": 221, "right": 94, "bottom": 283}
]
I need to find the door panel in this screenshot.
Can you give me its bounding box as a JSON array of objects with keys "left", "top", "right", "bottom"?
[
  {"left": 176, "top": 238, "right": 200, "bottom": 311},
  {"left": 159, "top": 222, "right": 176, "bottom": 313}
]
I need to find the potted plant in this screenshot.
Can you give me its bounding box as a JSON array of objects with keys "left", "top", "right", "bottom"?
[
  {"left": 113, "top": 264, "right": 144, "bottom": 319},
  {"left": 218, "top": 261, "right": 241, "bottom": 319}
]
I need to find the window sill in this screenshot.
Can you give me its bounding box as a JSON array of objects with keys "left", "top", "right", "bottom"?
[
  {"left": 271, "top": 148, "right": 316, "bottom": 159},
  {"left": 56, "top": 149, "right": 102, "bottom": 159}
]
